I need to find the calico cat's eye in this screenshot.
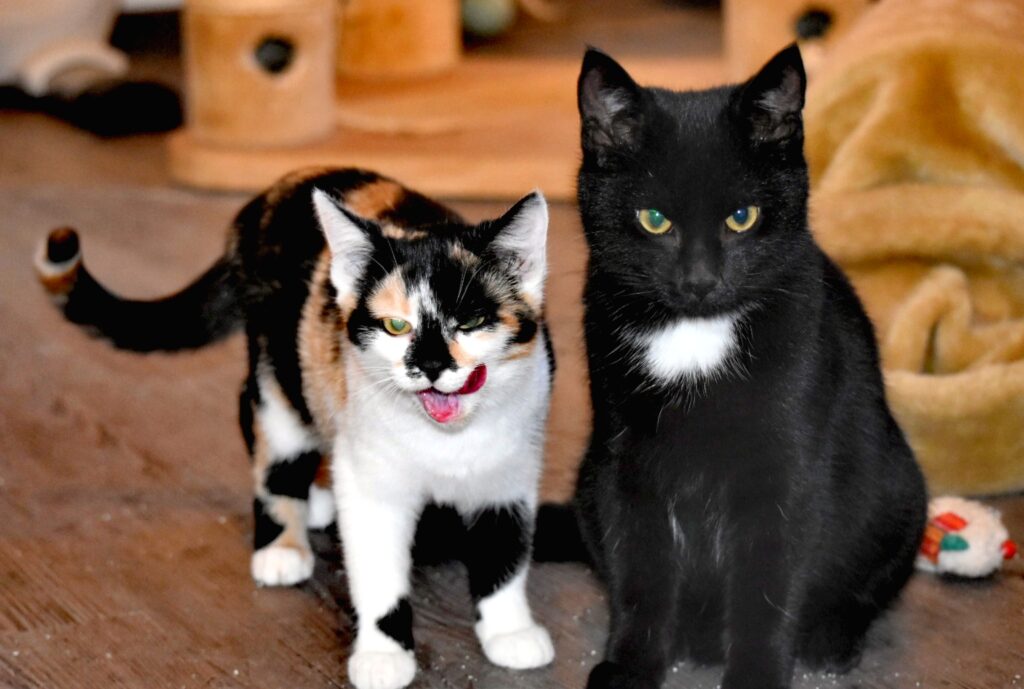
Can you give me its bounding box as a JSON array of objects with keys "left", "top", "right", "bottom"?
[
  {"left": 637, "top": 208, "right": 673, "bottom": 235},
  {"left": 382, "top": 318, "right": 412, "bottom": 335},
  {"left": 725, "top": 206, "right": 760, "bottom": 232},
  {"left": 458, "top": 315, "right": 486, "bottom": 331}
]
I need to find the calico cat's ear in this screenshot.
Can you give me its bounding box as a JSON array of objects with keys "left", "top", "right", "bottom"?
[
  {"left": 735, "top": 43, "right": 806, "bottom": 144},
  {"left": 578, "top": 48, "right": 644, "bottom": 159},
  {"left": 490, "top": 191, "right": 548, "bottom": 306},
  {"left": 312, "top": 189, "right": 374, "bottom": 300}
]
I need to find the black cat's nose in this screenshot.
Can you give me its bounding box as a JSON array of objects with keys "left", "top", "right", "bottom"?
[
  {"left": 419, "top": 359, "right": 448, "bottom": 383},
  {"left": 687, "top": 278, "right": 717, "bottom": 300},
  {"left": 678, "top": 271, "right": 719, "bottom": 300}
]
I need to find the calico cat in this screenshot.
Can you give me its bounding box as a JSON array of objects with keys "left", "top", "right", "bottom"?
[
  {"left": 570, "top": 46, "right": 927, "bottom": 689},
  {"left": 35, "top": 168, "right": 556, "bottom": 689}
]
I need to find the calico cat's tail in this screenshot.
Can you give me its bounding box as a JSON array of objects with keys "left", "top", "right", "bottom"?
[
  {"left": 34, "top": 227, "right": 242, "bottom": 352},
  {"left": 532, "top": 503, "right": 592, "bottom": 564}
]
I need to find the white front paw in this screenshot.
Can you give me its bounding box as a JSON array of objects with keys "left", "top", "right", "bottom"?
[
  {"left": 251, "top": 545, "right": 314, "bottom": 586},
  {"left": 348, "top": 650, "right": 416, "bottom": 689},
  {"left": 480, "top": 624, "right": 554, "bottom": 670}
]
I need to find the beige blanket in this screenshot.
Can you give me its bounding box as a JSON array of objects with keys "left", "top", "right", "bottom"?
[{"left": 805, "top": 0, "right": 1024, "bottom": 494}]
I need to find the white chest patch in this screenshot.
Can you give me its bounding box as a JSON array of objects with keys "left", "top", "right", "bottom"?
[{"left": 637, "top": 314, "right": 740, "bottom": 382}]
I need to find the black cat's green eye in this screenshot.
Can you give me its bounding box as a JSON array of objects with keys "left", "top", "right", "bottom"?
[
  {"left": 725, "top": 205, "right": 760, "bottom": 232},
  {"left": 458, "top": 315, "right": 486, "bottom": 331},
  {"left": 637, "top": 208, "right": 673, "bottom": 235},
  {"left": 382, "top": 318, "right": 411, "bottom": 335}
]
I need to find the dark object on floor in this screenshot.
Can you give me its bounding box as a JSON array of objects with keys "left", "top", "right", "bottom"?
[
  {"left": 0, "top": 79, "right": 181, "bottom": 137},
  {"left": 53, "top": 80, "right": 182, "bottom": 137}
]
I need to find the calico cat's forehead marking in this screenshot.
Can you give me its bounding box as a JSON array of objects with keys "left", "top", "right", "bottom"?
[
  {"left": 411, "top": 281, "right": 442, "bottom": 320},
  {"left": 367, "top": 271, "right": 411, "bottom": 320},
  {"left": 380, "top": 224, "right": 428, "bottom": 241}
]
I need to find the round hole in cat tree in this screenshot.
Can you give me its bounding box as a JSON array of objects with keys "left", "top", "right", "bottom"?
[
  {"left": 795, "top": 8, "right": 833, "bottom": 40},
  {"left": 254, "top": 36, "right": 295, "bottom": 75}
]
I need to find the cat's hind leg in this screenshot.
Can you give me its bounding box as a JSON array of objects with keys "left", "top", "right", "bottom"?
[
  {"left": 243, "top": 376, "right": 323, "bottom": 587},
  {"left": 463, "top": 503, "right": 554, "bottom": 670}
]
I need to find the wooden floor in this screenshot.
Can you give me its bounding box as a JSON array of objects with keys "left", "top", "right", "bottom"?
[{"left": 1, "top": 4, "right": 1023, "bottom": 688}]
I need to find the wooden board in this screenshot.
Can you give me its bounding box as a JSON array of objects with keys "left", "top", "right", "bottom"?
[{"left": 167, "top": 55, "right": 726, "bottom": 200}]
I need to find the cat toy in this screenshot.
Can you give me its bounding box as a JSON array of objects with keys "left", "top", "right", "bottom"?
[{"left": 916, "top": 496, "right": 1018, "bottom": 578}]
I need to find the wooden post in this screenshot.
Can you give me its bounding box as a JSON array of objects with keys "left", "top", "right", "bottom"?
[
  {"left": 336, "top": 0, "right": 461, "bottom": 78},
  {"left": 183, "top": 0, "right": 335, "bottom": 148},
  {"left": 723, "top": 0, "right": 872, "bottom": 79}
]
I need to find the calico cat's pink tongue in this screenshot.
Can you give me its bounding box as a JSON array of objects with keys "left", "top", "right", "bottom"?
[{"left": 416, "top": 365, "right": 487, "bottom": 423}]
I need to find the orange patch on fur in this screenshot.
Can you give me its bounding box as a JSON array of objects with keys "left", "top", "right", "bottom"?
[
  {"left": 449, "top": 244, "right": 479, "bottom": 264},
  {"left": 38, "top": 266, "right": 79, "bottom": 296},
  {"left": 367, "top": 272, "right": 411, "bottom": 320},
  {"left": 313, "top": 459, "right": 332, "bottom": 488},
  {"left": 449, "top": 339, "right": 475, "bottom": 369},
  {"left": 343, "top": 180, "right": 404, "bottom": 220},
  {"left": 380, "top": 223, "right": 428, "bottom": 241},
  {"left": 299, "top": 253, "right": 349, "bottom": 439},
  {"left": 497, "top": 304, "right": 539, "bottom": 361}
]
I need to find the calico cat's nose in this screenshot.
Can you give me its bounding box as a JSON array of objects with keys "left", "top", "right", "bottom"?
[
  {"left": 419, "top": 359, "right": 449, "bottom": 383},
  {"left": 408, "top": 325, "right": 455, "bottom": 383}
]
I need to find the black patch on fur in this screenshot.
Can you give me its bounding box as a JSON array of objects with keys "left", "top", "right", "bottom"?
[
  {"left": 46, "top": 227, "right": 80, "bottom": 263},
  {"left": 464, "top": 503, "right": 530, "bottom": 601},
  {"left": 411, "top": 503, "right": 466, "bottom": 565},
  {"left": 406, "top": 320, "right": 455, "bottom": 381},
  {"left": 265, "top": 451, "right": 321, "bottom": 499},
  {"left": 376, "top": 598, "right": 415, "bottom": 651},
  {"left": 532, "top": 503, "right": 589, "bottom": 564},
  {"left": 253, "top": 498, "right": 284, "bottom": 549},
  {"left": 238, "top": 376, "right": 258, "bottom": 456},
  {"left": 541, "top": 323, "right": 556, "bottom": 380},
  {"left": 379, "top": 189, "right": 464, "bottom": 229},
  {"left": 513, "top": 316, "right": 538, "bottom": 344}
]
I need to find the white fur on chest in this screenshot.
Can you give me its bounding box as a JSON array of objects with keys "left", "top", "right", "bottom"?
[
  {"left": 336, "top": 339, "right": 551, "bottom": 510},
  {"left": 636, "top": 314, "right": 740, "bottom": 382}
]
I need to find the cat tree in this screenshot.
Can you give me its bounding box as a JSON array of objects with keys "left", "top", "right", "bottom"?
[{"left": 167, "top": 0, "right": 722, "bottom": 200}]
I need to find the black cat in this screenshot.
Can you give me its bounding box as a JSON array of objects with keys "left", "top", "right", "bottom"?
[{"left": 571, "top": 45, "right": 927, "bottom": 689}]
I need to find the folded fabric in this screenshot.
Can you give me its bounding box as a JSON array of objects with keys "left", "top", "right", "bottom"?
[{"left": 805, "top": 0, "right": 1024, "bottom": 495}]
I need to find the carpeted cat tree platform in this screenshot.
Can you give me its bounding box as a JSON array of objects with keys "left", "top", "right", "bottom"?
[{"left": 804, "top": 0, "right": 1024, "bottom": 495}]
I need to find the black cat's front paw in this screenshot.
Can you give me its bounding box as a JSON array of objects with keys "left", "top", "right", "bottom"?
[{"left": 586, "top": 661, "right": 659, "bottom": 689}]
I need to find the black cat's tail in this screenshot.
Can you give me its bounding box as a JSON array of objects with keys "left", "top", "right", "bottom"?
[
  {"left": 532, "top": 503, "right": 592, "bottom": 564},
  {"left": 35, "top": 227, "right": 242, "bottom": 352}
]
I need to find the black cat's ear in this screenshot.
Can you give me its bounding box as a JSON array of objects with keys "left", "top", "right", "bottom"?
[
  {"left": 578, "top": 48, "right": 644, "bottom": 158},
  {"left": 735, "top": 43, "right": 806, "bottom": 144},
  {"left": 312, "top": 189, "right": 375, "bottom": 300}
]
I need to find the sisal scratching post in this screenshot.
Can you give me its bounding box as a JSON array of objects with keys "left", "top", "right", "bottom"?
[
  {"left": 183, "top": 0, "right": 335, "bottom": 148},
  {"left": 723, "top": 0, "right": 872, "bottom": 79},
  {"left": 337, "top": 0, "right": 461, "bottom": 78}
]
